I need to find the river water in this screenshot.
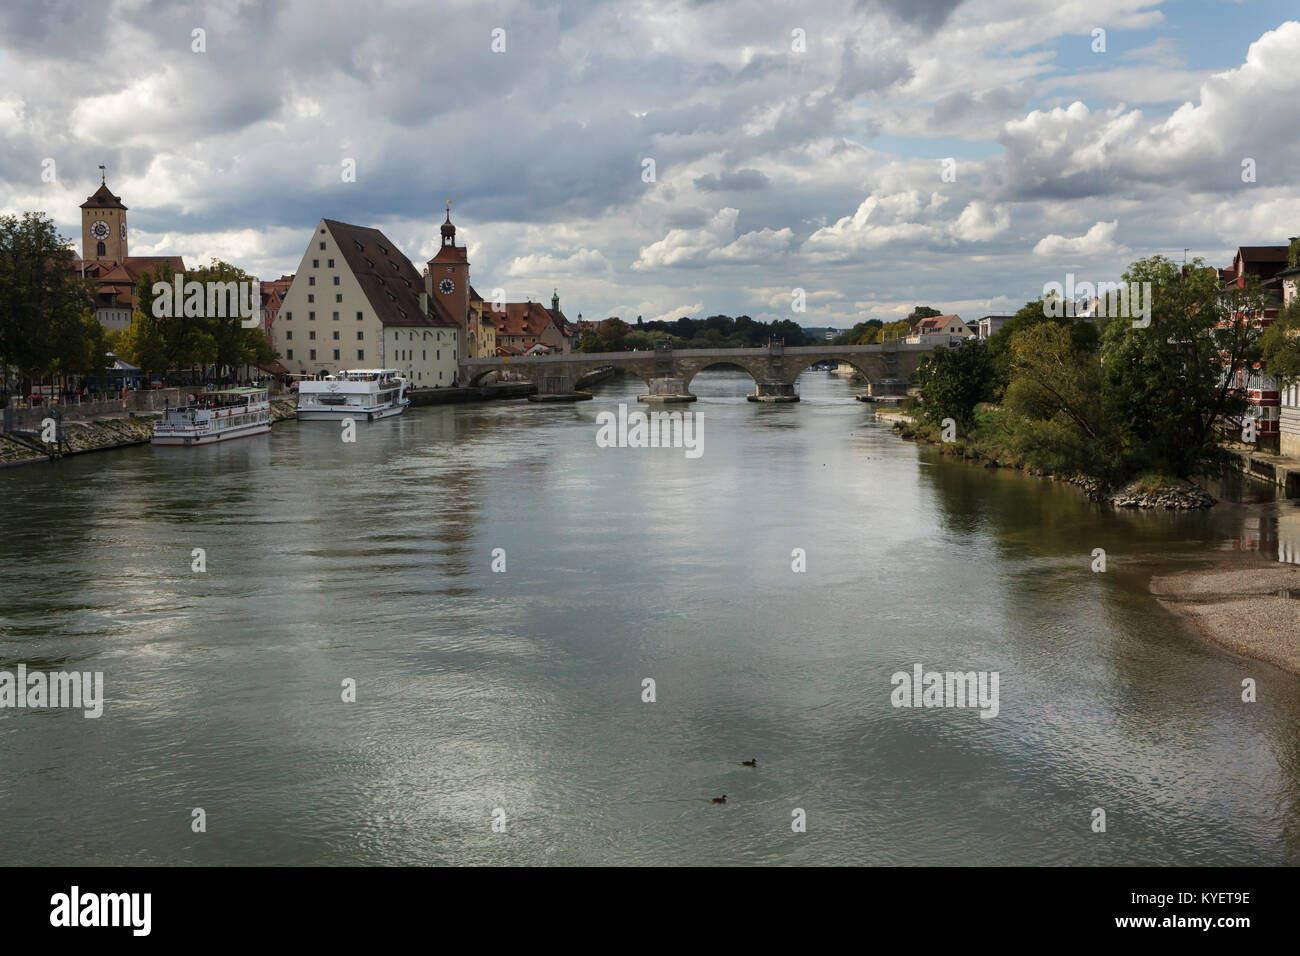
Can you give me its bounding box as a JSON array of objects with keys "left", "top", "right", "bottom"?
[{"left": 2, "top": 369, "right": 1298, "bottom": 865}]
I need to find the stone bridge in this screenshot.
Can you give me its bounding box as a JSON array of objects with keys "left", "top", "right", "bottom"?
[{"left": 460, "top": 342, "right": 943, "bottom": 402}]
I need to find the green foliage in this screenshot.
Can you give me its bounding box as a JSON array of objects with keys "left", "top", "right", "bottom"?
[
  {"left": 575, "top": 313, "right": 808, "bottom": 352},
  {"left": 830, "top": 319, "right": 882, "bottom": 345},
  {"left": 1260, "top": 298, "right": 1300, "bottom": 385},
  {"left": 914, "top": 339, "right": 995, "bottom": 431},
  {"left": 0, "top": 212, "right": 99, "bottom": 386},
  {"left": 1098, "top": 255, "right": 1262, "bottom": 478}
]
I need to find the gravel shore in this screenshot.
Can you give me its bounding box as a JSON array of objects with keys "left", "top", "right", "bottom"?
[{"left": 1151, "top": 559, "right": 1300, "bottom": 675}]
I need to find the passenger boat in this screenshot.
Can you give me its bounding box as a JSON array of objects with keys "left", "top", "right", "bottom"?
[
  {"left": 296, "top": 369, "right": 409, "bottom": 421},
  {"left": 151, "top": 387, "right": 272, "bottom": 446}
]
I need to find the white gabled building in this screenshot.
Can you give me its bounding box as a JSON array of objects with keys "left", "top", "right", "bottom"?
[{"left": 273, "top": 219, "right": 461, "bottom": 387}]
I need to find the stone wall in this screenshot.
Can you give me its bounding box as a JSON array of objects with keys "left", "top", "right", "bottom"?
[{"left": 3, "top": 389, "right": 185, "bottom": 432}]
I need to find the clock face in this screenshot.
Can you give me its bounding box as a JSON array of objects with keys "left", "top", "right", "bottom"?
[
  {"left": 120, "top": 221, "right": 127, "bottom": 240},
  {"left": 439, "top": 278, "right": 455, "bottom": 295},
  {"left": 90, "top": 220, "right": 110, "bottom": 241}
]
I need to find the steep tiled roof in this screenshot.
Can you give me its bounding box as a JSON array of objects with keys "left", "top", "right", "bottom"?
[
  {"left": 488, "top": 301, "right": 566, "bottom": 338},
  {"left": 80, "top": 183, "right": 127, "bottom": 210},
  {"left": 322, "top": 219, "right": 456, "bottom": 329}
]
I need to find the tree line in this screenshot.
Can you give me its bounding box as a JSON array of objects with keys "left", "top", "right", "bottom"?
[
  {"left": 0, "top": 211, "right": 275, "bottom": 398},
  {"left": 575, "top": 314, "right": 809, "bottom": 352},
  {"left": 911, "top": 255, "right": 1287, "bottom": 482}
]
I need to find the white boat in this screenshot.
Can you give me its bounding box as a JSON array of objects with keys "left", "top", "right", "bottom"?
[
  {"left": 152, "top": 387, "right": 272, "bottom": 446},
  {"left": 296, "top": 369, "right": 409, "bottom": 421}
]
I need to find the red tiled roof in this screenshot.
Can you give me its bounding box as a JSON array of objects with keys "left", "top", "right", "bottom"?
[
  {"left": 487, "top": 301, "right": 566, "bottom": 338},
  {"left": 912, "top": 314, "right": 959, "bottom": 332}
]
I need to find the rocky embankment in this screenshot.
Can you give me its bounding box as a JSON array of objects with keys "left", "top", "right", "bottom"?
[
  {"left": 0, "top": 398, "right": 298, "bottom": 467},
  {"left": 891, "top": 419, "right": 1216, "bottom": 509}
]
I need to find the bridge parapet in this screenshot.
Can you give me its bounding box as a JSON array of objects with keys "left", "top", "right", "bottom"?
[{"left": 459, "top": 341, "right": 945, "bottom": 393}]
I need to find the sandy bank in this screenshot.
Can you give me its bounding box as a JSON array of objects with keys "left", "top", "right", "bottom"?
[{"left": 1151, "top": 560, "right": 1300, "bottom": 676}]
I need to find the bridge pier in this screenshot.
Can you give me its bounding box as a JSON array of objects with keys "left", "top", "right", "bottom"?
[
  {"left": 747, "top": 382, "right": 799, "bottom": 403},
  {"left": 637, "top": 376, "right": 696, "bottom": 404},
  {"left": 525, "top": 374, "right": 593, "bottom": 403}
]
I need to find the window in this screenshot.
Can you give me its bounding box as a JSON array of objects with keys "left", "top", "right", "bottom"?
[
  {"left": 309, "top": 311, "right": 315, "bottom": 320},
  {"left": 319, "top": 241, "right": 325, "bottom": 250},
  {"left": 285, "top": 311, "right": 292, "bottom": 321},
  {"left": 328, "top": 258, "right": 334, "bottom": 268},
  {"left": 357, "top": 331, "right": 364, "bottom": 341},
  {"left": 436, "top": 350, "right": 440, "bottom": 361},
  {"left": 333, "top": 349, "right": 340, "bottom": 360},
  {"left": 333, "top": 311, "right": 339, "bottom": 320},
  {"left": 308, "top": 294, "right": 314, "bottom": 303},
  {"left": 422, "top": 350, "right": 426, "bottom": 360},
  {"left": 356, "top": 311, "right": 363, "bottom": 321},
  {"left": 310, "top": 349, "right": 317, "bottom": 360},
  {"left": 308, "top": 276, "right": 315, "bottom": 285},
  {"left": 312, "top": 260, "right": 318, "bottom": 268},
  {"left": 332, "top": 331, "right": 339, "bottom": 340},
  {"left": 357, "top": 350, "right": 364, "bottom": 360},
  {"left": 96, "top": 241, "right": 106, "bottom": 257},
  {"left": 286, "top": 331, "right": 293, "bottom": 340},
  {"left": 333, "top": 276, "right": 339, "bottom": 286},
  {"left": 286, "top": 349, "right": 293, "bottom": 360},
  {"left": 309, "top": 331, "right": 316, "bottom": 340},
  {"left": 335, "top": 294, "right": 342, "bottom": 303}
]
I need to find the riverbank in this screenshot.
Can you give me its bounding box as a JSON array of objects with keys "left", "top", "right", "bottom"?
[
  {"left": 885, "top": 410, "right": 1217, "bottom": 509},
  {"left": 0, "top": 398, "right": 297, "bottom": 467},
  {"left": 1151, "top": 556, "right": 1300, "bottom": 676}
]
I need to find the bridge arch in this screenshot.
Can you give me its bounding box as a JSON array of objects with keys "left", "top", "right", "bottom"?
[
  {"left": 786, "top": 355, "right": 878, "bottom": 385},
  {"left": 679, "top": 358, "right": 766, "bottom": 391}
]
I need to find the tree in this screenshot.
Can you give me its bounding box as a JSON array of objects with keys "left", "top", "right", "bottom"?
[
  {"left": 914, "top": 339, "right": 995, "bottom": 432},
  {"left": 986, "top": 298, "right": 1099, "bottom": 391},
  {"left": 117, "top": 310, "right": 168, "bottom": 376},
  {"left": 1260, "top": 298, "right": 1300, "bottom": 386},
  {"left": 1099, "top": 255, "right": 1265, "bottom": 478},
  {"left": 998, "top": 322, "right": 1109, "bottom": 476},
  {"left": 0, "top": 212, "right": 96, "bottom": 393}
]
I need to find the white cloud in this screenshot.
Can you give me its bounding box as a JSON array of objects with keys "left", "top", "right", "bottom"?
[{"left": 1032, "top": 220, "right": 1121, "bottom": 258}]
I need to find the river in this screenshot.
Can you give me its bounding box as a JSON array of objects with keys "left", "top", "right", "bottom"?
[{"left": 1, "top": 369, "right": 1298, "bottom": 865}]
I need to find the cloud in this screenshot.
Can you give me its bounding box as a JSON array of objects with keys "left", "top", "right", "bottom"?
[
  {"left": 633, "top": 208, "right": 793, "bottom": 269},
  {"left": 693, "top": 169, "right": 771, "bottom": 191},
  {"left": 1032, "top": 220, "right": 1121, "bottom": 258}
]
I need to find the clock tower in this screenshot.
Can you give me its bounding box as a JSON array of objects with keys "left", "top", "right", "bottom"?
[
  {"left": 427, "top": 201, "right": 470, "bottom": 360},
  {"left": 80, "top": 169, "right": 128, "bottom": 261}
]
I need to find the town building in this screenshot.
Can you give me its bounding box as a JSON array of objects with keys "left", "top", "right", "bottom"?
[
  {"left": 488, "top": 294, "right": 575, "bottom": 354},
  {"left": 1221, "top": 244, "right": 1289, "bottom": 449},
  {"left": 905, "top": 314, "right": 972, "bottom": 345},
  {"left": 976, "top": 315, "right": 1013, "bottom": 340},
  {"left": 272, "top": 219, "right": 460, "bottom": 387},
  {"left": 1276, "top": 247, "right": 1300, "bottom": 459}
]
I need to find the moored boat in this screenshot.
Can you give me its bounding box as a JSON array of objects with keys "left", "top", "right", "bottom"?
[
  {"left": 152, "top": 387, "right": 272, "bottom": 446},
  {"left": 296, "top": 369, "right": 409, "bottom": 421}
]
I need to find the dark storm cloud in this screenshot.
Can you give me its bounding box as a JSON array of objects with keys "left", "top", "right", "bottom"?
[
  {"left": 694, "top": 169, "right": 771, "bottom": 191},
  {"left": 863, "top": 0, "right": 965, "bottom": 29}
]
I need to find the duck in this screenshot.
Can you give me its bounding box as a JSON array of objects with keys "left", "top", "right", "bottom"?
[
  {"left": 711, "top": 795, "right": 727, "bottom": 804},
  {"left": 741, "top": 758, "right": 757, "bottom": 767}
]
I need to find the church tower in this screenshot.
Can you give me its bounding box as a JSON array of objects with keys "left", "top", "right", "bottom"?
[{"left": 80, "top": 169, "right": 127, "bottom": 261}]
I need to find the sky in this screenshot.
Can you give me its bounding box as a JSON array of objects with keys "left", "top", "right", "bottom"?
[{"left": 2, "top": 0, "right": 1298, "bottom": 328}]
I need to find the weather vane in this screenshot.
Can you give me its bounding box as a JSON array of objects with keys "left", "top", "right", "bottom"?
[{"left": 99, "top": 164, "right": 106, "bottom": 184}]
